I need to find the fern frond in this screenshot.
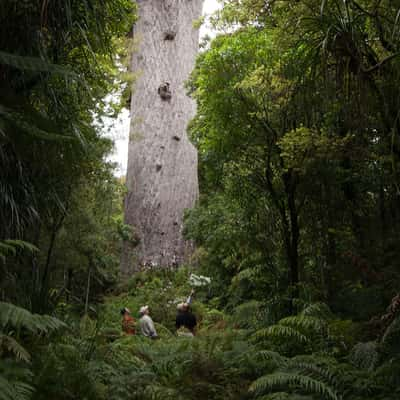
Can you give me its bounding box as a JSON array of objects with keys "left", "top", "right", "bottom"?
[
  {"left": 0, "top": 376, "right": 34, "bottom": 400},
  {"left": 279, "top": 315, "right": 326, "bottom": 332},
  {"left": 230, "top": 300, "right": 266, "bottom": 328},
  {"left": 258, "top": 393, "right": 313, "bottom": 400},
  {"left": 256, "top": 350, "right": 287, "bottom": 365},
  {"left": 144, "top": 384, "right": 178, "bottom": 400},
  {"left": 286, "top": 357, "right": 341, "bottom": 387},
  {"left": 254, "top": 326, "right": 308, "bottom": 343},
  {"left": 301, "top": 303, "right": 333, "bottom": 319},
  {"left": 2, "top": 240, "right": 39, "bottom": 254},
  {"left": 154, "top": 322, "right": 173, "bottom": 338},
  {"left": 220, "top": 339, "right": 255, "bottom": 367},
  {"left": 231, "top": 267, "right": 257, "bottom": 284},
  {"left": 0, "top": 302, "right": 66, "bottom": 334},
  {"left": 0, "top": 242, "right": 18, "bottom": 256},
  {"left": 0, "top": 361, "right": 34, "bottom": 400},
  {"left": 0, "top": 334, "right": 31, "bottom": 362},
  {"left": 250, "top": 372, "right": 340, "bottom": 400},
  {"left": 0, "top": 240, "right": 38, "bottom": 265}
]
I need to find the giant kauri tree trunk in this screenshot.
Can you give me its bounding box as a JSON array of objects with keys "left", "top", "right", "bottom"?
[{"left": 121, "top": 0, "right": 203, "bottom": 274}]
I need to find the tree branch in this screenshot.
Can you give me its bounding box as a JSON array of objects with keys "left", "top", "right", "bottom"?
[{"left": 363, "top": 53, "right": 400, "bottom": 74}]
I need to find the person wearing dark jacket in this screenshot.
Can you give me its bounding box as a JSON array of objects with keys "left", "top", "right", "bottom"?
[{"left": 176, "top": 290, "right": 197, "bottom": 336}]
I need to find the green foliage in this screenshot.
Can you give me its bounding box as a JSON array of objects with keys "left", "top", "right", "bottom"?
[
  {"left": 0, "top": 302, "right": 66, "bottom": 335},
  {"left": 0, "top": 302, "right": 66, "bottom": 400},
  {"left": 250, "top": 372, "right": 340, "bottom": 400},
  {"left": 0, "top": 361, "right": 34, "bottom": 400},
  {"left": 0, "top": 335, "right": 31, "bottom": 363},
  {"left": 229, "top": 300, "right": 267, "bottom": 330},
  {"left": 0, "top": 0, "right": 136, "bottom": 311},
  {"left": 253, "top": 303, "right": 332, "bottom": 355},
  {"left": 255, "top": 325, "right": 309, "bottom": 345},
  {"left": 0, "top": 240, "right": 38, "bottom": 264},
  {"left": 0, "top": 51, "right": 78, "bottom": 77},
  {"left": 186, "top": 0, "right": 400, "bottom": 317},
  {"left": 349, "top": 342, "right": 379, "bottom": 371},
  {"left": 33, "top": 342, "right": 106, "bottom": 400}
]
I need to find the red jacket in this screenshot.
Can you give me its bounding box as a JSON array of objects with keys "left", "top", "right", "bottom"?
[{"left": 122, "top": 314, "right": 136, "bottom": 335}]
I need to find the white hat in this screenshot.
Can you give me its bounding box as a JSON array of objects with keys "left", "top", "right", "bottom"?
[{"left": 139, "top": 305, "right": 149, "bottom": 314}]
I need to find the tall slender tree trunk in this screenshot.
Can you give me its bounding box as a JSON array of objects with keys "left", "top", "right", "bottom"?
[
  {"left": 84, "top": 258, "right": 92, "bottom": 315},
  {"left": 121, "top": 0, "right": 203, "bottom": 274}
]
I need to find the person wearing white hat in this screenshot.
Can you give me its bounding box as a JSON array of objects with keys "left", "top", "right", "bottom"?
[{"left": 138, "top": 305, "right": 158, "bottom": 338}]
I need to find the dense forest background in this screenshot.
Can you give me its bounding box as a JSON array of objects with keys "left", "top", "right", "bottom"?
[{"left": 1, "top": 1, "right": 399, "bottom": 399}]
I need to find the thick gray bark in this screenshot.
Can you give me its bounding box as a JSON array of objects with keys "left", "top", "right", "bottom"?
[{"left": 121, "top": 0, "right": 202, "bottom": 274}]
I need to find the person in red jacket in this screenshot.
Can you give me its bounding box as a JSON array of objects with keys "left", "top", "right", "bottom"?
[{"left": 121, "top": 307, "right": 136, "bottom": 335}]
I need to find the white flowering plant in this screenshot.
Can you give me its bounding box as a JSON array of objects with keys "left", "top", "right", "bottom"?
[{"left": 189, "top": 273, "right": 211, "bottom": 287}]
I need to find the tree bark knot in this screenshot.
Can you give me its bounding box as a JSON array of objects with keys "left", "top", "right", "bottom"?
[
  {"left": 164, "top": 31, "right": 176, "bottom": 40},
  {"left": 158, "top": 82, "right": 172, "bottom": 101}
]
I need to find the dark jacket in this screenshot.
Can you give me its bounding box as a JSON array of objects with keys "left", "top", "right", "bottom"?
[{"left": 175, "top": 311, "right": 197, "bottom": 332}]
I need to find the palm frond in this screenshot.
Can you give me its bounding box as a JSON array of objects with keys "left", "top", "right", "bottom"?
[
  {"left": 0, "top": 105, "right": 75, "bottom": 142},
  {"left": 0, "top": 240, "right": 38, "bottom": 260},
  {"left": 0, "top": 51, "right": 77, "bottom": 77}
]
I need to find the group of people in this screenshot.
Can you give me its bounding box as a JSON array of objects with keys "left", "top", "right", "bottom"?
[{"left": 121, "top": 289, "right": 197, "bottom": 338}]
